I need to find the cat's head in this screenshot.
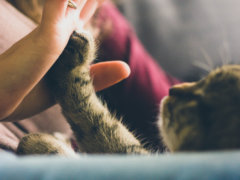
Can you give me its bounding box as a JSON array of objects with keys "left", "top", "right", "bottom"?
[{"left": 159, "top": 65, "right": 240, "bottom": 152}]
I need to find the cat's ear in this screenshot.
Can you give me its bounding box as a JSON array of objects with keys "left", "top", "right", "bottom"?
[{"left": 169, "top": 82, "right": 194, "bottom": 96}]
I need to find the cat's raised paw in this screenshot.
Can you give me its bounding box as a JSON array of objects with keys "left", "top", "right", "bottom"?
[{"left": 63, "top": 31, "right": 96, "bottom": 69}]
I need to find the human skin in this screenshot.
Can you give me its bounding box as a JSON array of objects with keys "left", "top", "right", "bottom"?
[{"left": 0, "top": 0, "right": 130, "bottom": 121}]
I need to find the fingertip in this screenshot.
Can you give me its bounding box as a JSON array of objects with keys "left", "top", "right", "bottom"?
[
  {"left": 80, "top": 0, "right": 98, "bottom": 23},
  {"left": 90, "top": 61, "right": 131, "bottom": 92},
  {"left": 115, "top": 61, "right": 131, "bottom": 79},
  {"left": 42, "top": 0, "right": 68, "bottom": 23}
]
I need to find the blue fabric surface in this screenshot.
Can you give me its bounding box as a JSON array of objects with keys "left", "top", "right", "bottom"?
[{"left": 0, "top": 151, "right": 240, "bottom": 180}]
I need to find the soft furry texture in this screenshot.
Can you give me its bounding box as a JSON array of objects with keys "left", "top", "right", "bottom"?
[
  {"left": 16, "top": 33, "right": 240, "bottom": 155},
  {"left": 160, "top": 65, "right": 240, "bottom": 152},
  {"left": 17, "top": 31, "right": 148, "bottom": 155}
]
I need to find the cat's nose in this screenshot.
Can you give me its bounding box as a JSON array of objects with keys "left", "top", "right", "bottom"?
[{"left": 169, "top": 82, "right": 195, "bottom": 96}]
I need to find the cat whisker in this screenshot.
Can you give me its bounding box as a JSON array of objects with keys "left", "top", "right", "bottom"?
[
  {"left": 192, "top": 46, "right": 225, "bottom": 78},
  {"left": 192, "top": 60, "right": 212, "bottom": 74},
  {"left": 192, "top": 47, "right": 215, "bottom": 75},
  {"left": 200, "top": 47, "right": 214, "bottom": 69},
  {"left": 218, "top": 41, "right": 232, "bottom": 66}
]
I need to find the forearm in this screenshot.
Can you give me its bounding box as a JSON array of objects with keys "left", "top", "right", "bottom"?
[
  {"left": 0, "top": 27, "right": 59, "bottom": 120},
  {"left": 0, "top": 0, "right": 108, "bottom": 121},
  {"left": 2, "top": 79, "right": 55, "bottom": 122}
]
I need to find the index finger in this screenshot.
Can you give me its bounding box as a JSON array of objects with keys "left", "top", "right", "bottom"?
[{"left": 79, "top": 0, "right": 105, "bottom": 24}]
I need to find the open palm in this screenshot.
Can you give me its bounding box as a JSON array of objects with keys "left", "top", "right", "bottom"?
[{"left": 38, "top": 0, "right": 101, "bottom": 56}]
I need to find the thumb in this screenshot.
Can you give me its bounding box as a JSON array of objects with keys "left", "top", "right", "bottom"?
[{"left": 90, "top": 61, "right": 131, "bottom": 92}]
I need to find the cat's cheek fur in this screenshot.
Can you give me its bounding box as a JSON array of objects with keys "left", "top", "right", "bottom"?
[
  {"left": 159, "top": 96, "right": 195, "bottom": 152},
  {"left": 159, "top": 96, "right": 175, "bottom": 151}
]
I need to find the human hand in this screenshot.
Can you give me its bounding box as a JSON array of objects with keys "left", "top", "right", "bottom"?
[
  {"left": 1, "top": 60, "right": 130, "bottom": 122},
  {"left": 37, "top": 0, "right": 103, "bottom": 56},
  {"left": 0, "top": 0, "right": 132, "bottom": 122}
]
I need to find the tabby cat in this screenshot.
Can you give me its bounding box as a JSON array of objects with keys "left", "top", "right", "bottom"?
[
  {"left": 160, "top": 65, "right": 240, "bottom": 152},
  {"left": 12, "top": 0, "right": 240, "bottom": 155},
  {"left": 17, "top": 30, "right": 240, "bottom": 155}
]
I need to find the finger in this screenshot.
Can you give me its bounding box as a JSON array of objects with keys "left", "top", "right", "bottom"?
[
  {"left": 42, "top": 0, "right": 68, "bottom": 24},
  {"left": 79, "top": 0, "right": 99, "bottom": 24},
  {"left": 90, "top": 61, "right": 131, "bottom": 92},
  {"left": 66, "top": 0, "right": 87, "bottom": 15},
  {"left": 97, "top": 0, "right": 106, "bottom": 5},
  {"left": 76, "top": 0, "right": 88, "bottom": 11}
]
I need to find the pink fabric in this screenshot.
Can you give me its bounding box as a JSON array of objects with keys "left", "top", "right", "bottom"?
[{"left": 0, "top": 0, "right": 36, "bottom": 54}]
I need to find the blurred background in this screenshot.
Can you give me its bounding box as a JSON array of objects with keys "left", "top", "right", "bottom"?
[{"left": 117, "top": 0, "right": 240, "bottom": 81}]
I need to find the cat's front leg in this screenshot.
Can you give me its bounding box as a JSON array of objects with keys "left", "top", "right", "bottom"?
[
  {"left": 47, "top": 31, "right": 149, "bottom": 154},
  {"left": 17, "top": 133, "right": 77, "bottom": 157}
]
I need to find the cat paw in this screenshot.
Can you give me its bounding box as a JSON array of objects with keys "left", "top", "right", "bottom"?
[
  {"left": 46, "top": 31, "right": 96, "bottom": 99},
  {"left": 17, "top": 133, "right": 77, "bottom": 157},
  {"left": 59, "top": 31, "right": 96, "bottom": 70}
]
